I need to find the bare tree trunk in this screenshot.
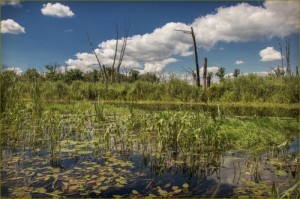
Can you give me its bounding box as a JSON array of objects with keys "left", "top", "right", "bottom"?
[
  {"left": 191, "top": 27, "right": 200, "bottom": 87},
  {"left": 87, "top": 32, "right": 108, "bottom": 83},
  {"left": 203, "top": 57, "right": 207, "bottom": 89},
  {"left": 279, "top": 40, "right": 284, "bottom": 75},
  {"left": 285, "top": 38, "right": 291, "bottom": 77},
  {"left": 111, "top": 25, "right": 119, "bottom": 82},
  {"left": 116, "top": 21, "right": 130, "bottom": 83}
]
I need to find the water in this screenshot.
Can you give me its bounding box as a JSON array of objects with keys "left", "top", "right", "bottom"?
[{"left": 1, "top": 108, "right": 299, "bottom": 198}]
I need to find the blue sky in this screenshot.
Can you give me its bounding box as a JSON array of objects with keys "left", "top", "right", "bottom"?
[{"left": 1, "top": 0, "right": 299, "bottom": 76}]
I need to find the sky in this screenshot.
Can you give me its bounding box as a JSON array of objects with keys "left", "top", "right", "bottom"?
[{"left": 1, "top": 0, "right": 299, "bottom": 77}]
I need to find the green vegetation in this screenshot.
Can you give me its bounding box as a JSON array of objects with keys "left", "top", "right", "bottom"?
[
  {"left": 0, "top": 67, "right": 299, "bottom": 198},
  {"left": 1, "top": 68, "right": 299, "bottom": 104}
]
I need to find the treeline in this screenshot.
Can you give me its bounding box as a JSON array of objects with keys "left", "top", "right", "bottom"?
[{"left": 1, "top": 68, "right": 299, "bottom": 108}]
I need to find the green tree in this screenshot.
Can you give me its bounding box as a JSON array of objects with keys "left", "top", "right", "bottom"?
[
  {"left": 65, "top": 69, "right": 83, "bottom": 84},
  {"left": 129, "top": 70, "right": 139, "bottom": 82},
  {"left": 233, "top": 69, "right": 240, "bottom": 78},
  {"left": 22, "top": 68, "right": 42, "bottom": 82},
  {"left": 216, "top": 67, "right": 225, "bottom": 82},
  {"left": 83, "top": 70, "right": 100, "bottom": 82},
  {"left": 45, "top": 64, "right": 63, "bottom": 81},
  {"left": 139, "top": 72, "right": 159, "bottom": 83}
]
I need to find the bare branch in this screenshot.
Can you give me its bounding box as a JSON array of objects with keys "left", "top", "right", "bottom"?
[
  {"left": 87, "top": 32, "right": 107, "bottom": 82},
  {"left": 116, "top": 19, "right": 130, "bottom": 81},
  {"left": 174, "top": 29, "right": 192, "bottom": 34},
  {"left": 112, "top": 26, "right": 119, "bottom": 70}
]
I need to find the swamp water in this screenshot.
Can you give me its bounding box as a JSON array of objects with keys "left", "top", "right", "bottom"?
[{"left": 1, "top": 107, "right": 299, "bottom": 198}]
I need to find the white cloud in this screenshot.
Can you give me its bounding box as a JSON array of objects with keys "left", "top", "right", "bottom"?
[
  {"left": 66, "top": 1, "right": 298, "bottom": 73},
  {"left": 41, "top": 3, "right": 75, "bottom": 18},
  {"left": 235, "top": 60, "right": 245, "bottom": 65},
  {"left": 192, "top": 1, "right": 299, "bottom": 48},
  {"left": 259, "top": 47, "right": 281, "bottom": 62},
  {"left": 139, "top": 58, "right": 177, "bottom": 74},
  {"left": 1, "top": 0, "right": 21, "bottom": 7},
  {"left": 4, "top": 67, "right": 22, "bottom": 75},
  {"left": 1, "top": 19, "right": 25, "bottom": 34}
]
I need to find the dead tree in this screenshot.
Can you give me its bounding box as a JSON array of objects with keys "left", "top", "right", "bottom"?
[
  {"left": 182, "top": 66, "right": 197, "bottom": 85},
  {"left": 111, "top": 25, "right": 119, "bottom": 82},
  {"left": 87, "top": 32, "right": 108, "bottom": 82},
  {"left": 278, "top": 39, "right": 284, "bottom": 74},
  {"left": 175, "top": 27, "right": 200, "bottom": 87},
  {"left": 203, "top": 57, "right": 207, "bottom": 89},
  {"left": 207, "top": 72, "right": 213, "bottom": 88},
  {"left": 115, "top": 20, "right": 130, "bottom": 83},
  {"left": 285, "top": 38, "right": 291, "bottom": 76}
]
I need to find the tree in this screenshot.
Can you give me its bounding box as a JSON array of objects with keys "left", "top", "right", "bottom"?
[
  {"left": 139, "top": 72, "right": 159, "bottom": 83},
  {"left": 175, "top": 27, "right": 200, "bottom": 87},
  {"left": 87, "top": 32, "right": 108, "bottom": 82},
  {"left": 83, "top": 69, "right": 100, "bottom": 82},
  {"left": 203, "top": 57, "right": 208, "bottom": 89},
  {"left": 278, "top": 39, "right": 284, "bottom": 73},
  {"left": 22, "top": 68, "right": 42, "bottom": 82},
  {"left": 233, "top": 69, "right": 240, "bottom": 78},
  {"left": 87, "top": 20, "right": 130, "bottom": 83},
  {"left": 45, "top": 63, "right": 63, "bottom": 81},
  {"left": 273, "top": 66, "right": 284, "bottom": 78},
  {"left": 64, "top": 69, "right": 83, "bottom": 84},
  {"left": 207, "top": 72, "right": 213, "bottom": 88},
  {"left": 285, "top": 38, "right": 291, "bottom": 76},
  {"left": 129, "top": 70, "right": 139, "bottom": 82},
  {"left": 216, "top": 67, "right": 225, "bottom": 82}
]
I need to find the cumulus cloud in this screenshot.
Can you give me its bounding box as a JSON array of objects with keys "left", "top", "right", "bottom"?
[
  {"left": 192, "top": 1, "right": 298, "bottom": 48},
  {"left": 66, "top": 1, "right": 298, "bottom": 73},
  {"left": 1, "top": 19, "right": 25, "bottom": 34},
  {"left": 41, "top": 3, "right": 75, "bottom": 18},
  {"left": 259, "top": 47, "right": 281, "bottom": 62},
  {"left": 235, "top": 60, "right": 245, "bottom": 65}
]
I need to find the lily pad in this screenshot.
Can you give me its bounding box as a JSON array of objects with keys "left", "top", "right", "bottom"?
[
  {"left": 132, "top": 190, "right": 139, "bottom": 195},
  {"left": 275, "top": 170, "right": 288, "bottom": 176},
  {"left": 174, "top": 189, "right": 182, "bottom": 194},
  {"left": 182, "top": 183, "right": 189, "bottom": 188}
]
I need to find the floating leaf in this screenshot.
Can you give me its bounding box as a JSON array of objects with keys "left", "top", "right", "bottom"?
[
  {"left": 158, "top": 189, "right": 168, "bottom": 196},
  {"left": 275, "top": 170, "right": 288, "bottom": 176},
  {"left": 149, "top": 194, "right": 157, "bottom": 198},
  {"left": 51, "top": 190, "right": 63, "bottom": 195},
  {"left": 182, "top": 183, "right": 189, "bottom": 188},
  {"left": 93, "top": 190, "right": 101, "bottom": 194},
  {"left": 113, "top": 195, "right": 123, "bottom": 198},
  {"left": 44, "top": 176, "right": 50, "bottom": 181},
  {"left": 69, "top": 179, "right": 78, "bottom": 185},
  {"left": 100, "top": 186, "right": 109, "bottom": 191},
  {"left": 87, "top": 180, "right": 96, "bottom": 185},
  {"left": 164, "top": 183, "right": 171, "bottom": 188},
  {"left": 172, "top": 186, "right": 178, "bottom": 191},
  {"left": 174, "top": 189, "right": 182, "bottom": 194},
  {"left": 34, "top": 187, "right": 46, "bottom": 193},
  {"left": 132, "top": 190, "right": 139, "bottom": 195}
]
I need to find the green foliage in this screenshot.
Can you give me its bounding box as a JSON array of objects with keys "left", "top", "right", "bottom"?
[
  {"left": 64, "top": 69, "right": 83, "bottom": 84},
  {"left": 1, "top": 68, "right": 299, "bottom": 104},
  {"left": 216, "top": 67, "right": 225, "bottom": 82},
  {"left": 22, "top": 68, "right": 43, "bottom": 82}
]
